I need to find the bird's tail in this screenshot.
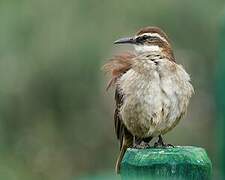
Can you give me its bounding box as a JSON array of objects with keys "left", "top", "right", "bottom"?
[{"left": 115, "top": 134, "right": 133, "bottom": 174}]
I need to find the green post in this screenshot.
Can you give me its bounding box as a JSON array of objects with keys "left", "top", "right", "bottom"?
[{"left": 120, "top": 146, "right": 212, "bottom": 180}]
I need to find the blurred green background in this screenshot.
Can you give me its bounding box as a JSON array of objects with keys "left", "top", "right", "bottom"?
[{"left": 0, "top": 0, "right": 224, "bottom": 179}]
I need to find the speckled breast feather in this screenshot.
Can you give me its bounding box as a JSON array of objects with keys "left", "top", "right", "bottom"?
[{"left": 117, "top": 54, "right": 194, "bottom": 138}]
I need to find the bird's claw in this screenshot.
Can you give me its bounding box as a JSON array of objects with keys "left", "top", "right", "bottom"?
[
  {"left": 154, "top": 135, "right": 175, "bottom": 148},
  {"left": 154, "top": 142, "right": 174, "bottom": 148},
  {"left": 133, "top": 142, "right": 150, "bottom": 149}
]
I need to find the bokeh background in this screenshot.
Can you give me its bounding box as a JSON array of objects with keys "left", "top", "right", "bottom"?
[{"left": 0, "top": 0, "right": 225, "bottom": 179}]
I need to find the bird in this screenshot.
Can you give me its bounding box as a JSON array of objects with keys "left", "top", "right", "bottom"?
[{"left": 102, "top": 26, "right": 194, "bottom": 174}]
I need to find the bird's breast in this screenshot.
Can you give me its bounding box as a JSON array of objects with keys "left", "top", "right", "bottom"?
[{"left": 118, "top": 58, "right": 194, "bottom": 138}]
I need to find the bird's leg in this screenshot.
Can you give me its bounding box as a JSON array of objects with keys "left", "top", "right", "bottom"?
[
  {"left": 154, "top": 135, "right": 174, "bottom": 148},
  {"left": 133, "top": 136, "right": 143, "bottom": 148},
  {"left": 141, "top": 137, "right": 153, "bottom": 148},
  {"left": 158, "top": 135, "right": 165, "bottom": 146},
  {"left": 133, "top": 137, "right": 153, "bottom": 149}
]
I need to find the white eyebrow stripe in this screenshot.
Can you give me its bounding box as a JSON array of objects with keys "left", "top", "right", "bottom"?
[{"left": 137, "top": 33, "right": 168, "bottom": 43}]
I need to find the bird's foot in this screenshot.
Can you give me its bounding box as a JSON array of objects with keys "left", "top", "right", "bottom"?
[
  {"left": 141, "top": 142, "right": 151, "bottom": 149},
  {"left": 154, "top": 135, "right": 175, "bottom": 148},
  {"left": 154, "top": 142, "right": 174, "bottom": 148},
  {"left": 133, "top": 144, "right": 143, "bottom": 149},
  {"left": 133, "top": 142, "right": 150, "bottom": 149}
]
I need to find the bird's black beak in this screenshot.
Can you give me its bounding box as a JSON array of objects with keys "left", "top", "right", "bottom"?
[{"left": 114, "top": 37, "right": 136, "bottom": 44}]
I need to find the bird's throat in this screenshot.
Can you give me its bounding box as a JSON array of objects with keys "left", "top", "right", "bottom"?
[{"left": 134, "top": 45, "right": 161, "bottom": 54}]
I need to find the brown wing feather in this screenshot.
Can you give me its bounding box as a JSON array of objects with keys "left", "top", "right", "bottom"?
[
  {"left": 114, "top": 87, "right": 125, "bottom": 149},
  {"left": 102, "top": 52, "right": 135, "bottom": 90},
  {"left": 102, "top": 52, "right": 137, "bottom": 173},
  {"left": 102, "top": 52, "right": 135, "bottom": 149}
]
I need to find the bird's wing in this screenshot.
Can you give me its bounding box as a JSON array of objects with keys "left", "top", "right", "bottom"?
[
  {"left": 114, "top": 87, "right": 126, "bottom": 149},
  {"left": 102, "top": 52, "right": 135, "bottom": 148},
  {"left": 102, "top": 52, "right": 135, "bottom": 90}
]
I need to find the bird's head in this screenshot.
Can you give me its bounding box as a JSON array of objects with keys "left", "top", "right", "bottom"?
[{"left": 114, "top": 27, "right": 174, "bottom": 59}]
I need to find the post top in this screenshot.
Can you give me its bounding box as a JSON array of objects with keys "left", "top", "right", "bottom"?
[
  {"left": 121, "top": 146, "right": 212, "bottom": 179},
  {"left": 122, "top": 146, "right": 210, "bottom": 166}
]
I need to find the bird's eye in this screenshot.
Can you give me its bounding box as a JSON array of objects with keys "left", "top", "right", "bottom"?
[
  {"left": 136, "top": 35, "right": 149, "bottom": 43},
  {"left": 142, "top": 35, "right": 148, "bottom": 40}
]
